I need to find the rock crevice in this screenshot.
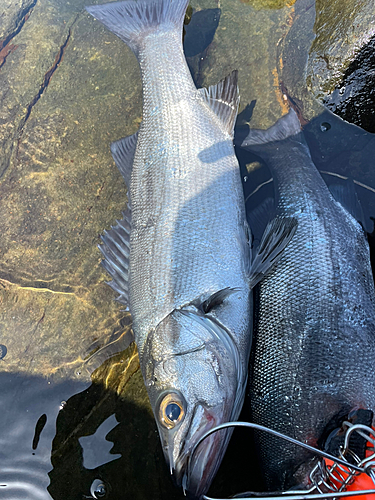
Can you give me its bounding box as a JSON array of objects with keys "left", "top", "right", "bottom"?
[{"left": 0, "top": 0, "right": 38, "bottom": 53}]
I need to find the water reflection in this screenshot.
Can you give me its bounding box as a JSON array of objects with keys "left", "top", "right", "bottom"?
[
  {"left": 0, "top": 372, "right": 88, "bottom": 500},
  {"left": 79, "top": 414, "right": 121, "bottom": 470}
]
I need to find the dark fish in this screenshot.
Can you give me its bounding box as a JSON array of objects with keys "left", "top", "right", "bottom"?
[{"left": 241, "top": 109, "right": 375, "bottom": 490}]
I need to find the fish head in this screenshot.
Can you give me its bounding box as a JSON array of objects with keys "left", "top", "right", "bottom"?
[{"left": 140, "top": 307, "right": 244, "bottom": 499}]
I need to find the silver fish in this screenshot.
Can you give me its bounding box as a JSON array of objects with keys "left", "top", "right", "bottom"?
[
  {"left": 86, "top": 1, "right": 296, "bottom": 497},
  {"left": 241, "top": 109, "right": 375, "bottom": 491}
]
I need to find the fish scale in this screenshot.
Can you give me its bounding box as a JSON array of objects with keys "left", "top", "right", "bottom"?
[
  {"left": 130, "top": 32, "right": 247, "bottom": 344},
  {"left": 242, "top": 110, "right": 375, "bottom": 491}
]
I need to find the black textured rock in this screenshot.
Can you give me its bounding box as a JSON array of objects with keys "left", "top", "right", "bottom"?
[
  {"left": 306, "top": 0, "right": 375, "bottom": 103},
  {"left": 324, "top": 35, "right": 375, "bottom": 133}
]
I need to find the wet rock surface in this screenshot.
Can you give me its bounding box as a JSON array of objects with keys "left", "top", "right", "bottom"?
[
  {"left": 0, "top": 0, "right": 292, "bottom": 497},
  {"left": 192, "top": 0, "right": 295, "bottom": 129},
  {"left": 323, "top": 35, "right": 375, "bottom": 133},
  {"left": 277, "top": 0, "right": 375, "bottom": 130},
  {"left": 277, "top": 0, "right": 318, "bottom": 118},
  {"left": 307, "top": 0, "right": 375, "bottom": 104},
  {"left": 0, "top": 0, "right": 37, "bottom": 51},
  {"left": 0, "top": 0, "right": 140, "bottom": 381}
]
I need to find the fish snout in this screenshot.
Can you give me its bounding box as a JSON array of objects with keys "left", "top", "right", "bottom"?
[
  {"left": 183, "top": 432, "right": 221, "bottom": 499},
  {"left": 164, "top": 440, "right": 187, "bottom": 487},
  {"left": 160, "top": 403, "right": 228, "bottom": 498},
  {"left": 183, "top": 406, "right": 228, "bottom": 499}
]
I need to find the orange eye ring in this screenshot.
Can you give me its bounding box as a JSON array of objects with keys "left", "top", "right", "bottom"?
[{"left": 158, "top": 392, "right": 186, "bottom": 430}]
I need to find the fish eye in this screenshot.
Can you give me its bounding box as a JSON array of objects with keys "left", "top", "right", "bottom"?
[
  {"left": 158, "top": 392, "right": 186, "bottom": 429},
  {"left": 166, "top": 403, "right": 181, "bottom": 421}
]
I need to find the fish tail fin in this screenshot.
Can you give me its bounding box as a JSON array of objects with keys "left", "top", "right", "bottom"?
[
  {"left": 241, "top": 108, "right": 302, "bottom": 147},
  {"left": 86, "top": 0, "right": 189, "bottom": 55}
]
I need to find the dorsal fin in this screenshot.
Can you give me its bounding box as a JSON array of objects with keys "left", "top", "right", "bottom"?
[
  {"left": 110, "top": 132, "right": 138, "bottom": 188},
  {"left": 198, "top": 70, "right": 240, "bottom": 136},
  {"left": 99, "top": 208, "right": 131, "bottom": 305}
]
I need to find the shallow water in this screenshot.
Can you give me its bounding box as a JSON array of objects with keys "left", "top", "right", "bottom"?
[{"left": 0, "top": 0, "right": 375, "bottom": 498}]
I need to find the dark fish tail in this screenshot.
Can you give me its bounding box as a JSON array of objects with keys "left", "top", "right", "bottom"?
[{"left": 241, "top": 108, "right": 302, "bottom": 147}]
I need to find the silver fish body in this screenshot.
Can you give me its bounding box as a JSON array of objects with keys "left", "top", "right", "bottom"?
[
  {"left": 130, "top": 45, "right": 250, "bottom": 362},
  {"left": 129, "top": 34, "right": 251, "bottom": 498},
  {"left": 242, "top": 110, "right": 375, "bottom": 490},
  {"left": 87, "top": 0, "right": 251, "bottom": 497}
]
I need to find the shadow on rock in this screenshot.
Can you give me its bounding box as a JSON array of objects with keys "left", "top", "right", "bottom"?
[{"left": 183, "top": 8, "right": 221, "bottom": 87}]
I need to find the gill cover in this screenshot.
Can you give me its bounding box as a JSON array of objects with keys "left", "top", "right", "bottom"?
[{"left": 140, "top": 305, "right": 242, "bottom": 418}]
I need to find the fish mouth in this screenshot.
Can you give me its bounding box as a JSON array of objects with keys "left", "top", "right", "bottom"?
[{"left": 170, "top": 405, "right": 229, "bottom": 499}]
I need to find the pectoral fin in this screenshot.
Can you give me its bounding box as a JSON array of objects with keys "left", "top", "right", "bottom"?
[
  {"left": 201, "top": 287, "right": 240, "bottom": 314},
  {"left": 248, "top": 217, "right": 297, "bottom": 288}
]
